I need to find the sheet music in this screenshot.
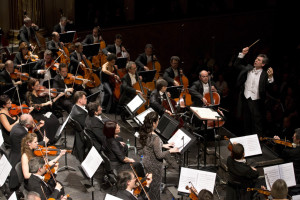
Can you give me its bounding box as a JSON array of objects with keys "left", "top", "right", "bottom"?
[
  {"left": 104, "top": 194, "right": 123, "bottom": 200},
  {"left": 134, "top": 108, "right": 154, "bottom": 125},
  {"left": 293, "top": 195, "right": 300, "bottom": 200},
  {"left": 0, "top": 129, "right": 4, "bottom": 147},
  {"left": 81, "top": 147, "right": 103, "bottom": 178},
  {"left": 264, "top": 162, "right": 296, "bottom": 190},
  {"left": 190, "top": 107, "right": 220, "bottom": 120},
  {"left": 127, "top": 94, "right": 144, "bottom": 113},
  {"left": 168, "top": 129, "right": 191, "bottom": 152},
  {"left": 178, "top": 167, "right": 216, "bottom": 194},
  {"left": 8, "top": 192, "right": 17, "bottom": 200},
  {"left": 230, "top": 134, "right": 262, "bottom": 157},
  {"left": 0, "top": 155, "right": 12, "bottom": 187}
]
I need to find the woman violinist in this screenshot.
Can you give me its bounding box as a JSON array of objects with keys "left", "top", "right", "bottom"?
[
  {"left": 26, "top": 78, "right": 64, "bottom": 144},
  {"left": 21, "top": 133, "right": 66, "bottom": 181},
  {"left": 13, "top": 42, "right": 36, "bottom": 67}
]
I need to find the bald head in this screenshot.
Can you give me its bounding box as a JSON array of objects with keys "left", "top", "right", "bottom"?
[
  {"left": 5, "top": 60, "right": 14, "bottom": 73},
  {"left": 199, "top": 70, "right": 209, "bottom": 84},
  {"left": 52, "top": 32, "right": 60, "bottom": 42},
  {"left": 19, "top": 114, "right": 33, "bottom": 128}
]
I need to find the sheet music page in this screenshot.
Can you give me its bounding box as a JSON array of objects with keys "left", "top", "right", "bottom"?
[
  {"left": 127, "top": 95, "right": 144, "bottom": 113},
  {"left": 292, "top": 195, "right": 300, "bottom": 200},
  {"left": 278, "top": 162, "right": 296, "bottom": 187},
  {"left": 135, "top": 108, "right": 154, "bottom": 125},
  {"left": 8, "top": 192, "right": 17, "bottom": 200},
  {"left": 0, "top": 129, "right": 3, "bottom": 146},
  {"left": 178, "top": 167, "right": 216, "bottom": 194},
  {"left": 190, "top": 107, "right": 220, "bottom": 120},
  {"left": 230, "top": 134, "right": 262, "bottom": 157},
  {"left": 264, "top": 165, "right": 281, "bottom": 190},
  {"left": 0, "top": 155, "right": 12, "bottom": 187},
  {"left": 104, "top": 194, "right": 122, "bottom": 200},
  {"left": 168, "top": 129, "right": 191, "bottom": 152},
  {"left": 81, "top": 147, "right": 103, "bottom": 178}
]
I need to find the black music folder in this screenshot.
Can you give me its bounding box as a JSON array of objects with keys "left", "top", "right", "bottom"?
[
  {"left": 59, "top": 31, "right": 76, "bottom": 43},
  {"left": 138, "top": 69, "right": 156, "bottom": 83},
  {"left": 116, "top": 57, "right": 127, "bottom": 69},
  {"left": 83, "top": 43, "right": 100, "bottom": 58},
  {"left": 167, "top": 85, "right": 183, "bottom": 99}
]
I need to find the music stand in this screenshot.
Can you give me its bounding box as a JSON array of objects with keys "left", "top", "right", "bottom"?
[
  {"left": 167, "top": 85, "right": 183, "bottom": 99},
  {"left": 59, "top": 31, "right": 76, "bottom": 43},
  {"left": 20, "top": 61, "right": 38, "bottom": 74},
  {"left": 83, "top": 43, "right": 100, "bottom": 58},
  {"left": 155, "top": 113, "right": 180, "bottom": 141},
  {"left": 124, "top": 93, "right": 146, "bottom": 115},
  {"left": 57, "top": 115, "right": 76, "bottom": 172},
  {"left": 138, "top": 70, "right": 156, "bottom": 83},
  {"left": 116, "top": 57, "right": 127, "bottom": 69}
]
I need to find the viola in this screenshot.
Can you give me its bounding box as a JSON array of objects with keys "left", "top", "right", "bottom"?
[
  {"left": 133, "top": 176, "right": 149, "bottom": 196},
  {"left": 130, "top": 164, "right": 151, "bottom": 200},
  {"left": 34, "top": 145, "right": 72, "bottom": 157},
  {"left": 260, "top": 137, "right": 296, "bottom": 148},
  {"left": 9, "top": 104, "right": 30, "bottom": 116},
  {"left": 37, "top": 85, "right": 59, "bottom": 97},
  {"left": 10, "top": 69, "right": 30, "bottom": 81},
  {"left": 185, "top": 185, "right": 199, "bottom": 200}
]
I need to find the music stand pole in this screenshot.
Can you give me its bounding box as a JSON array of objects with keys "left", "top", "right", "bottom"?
[{"left": 203, "top": 120, "right": 208, "bottom": 168}]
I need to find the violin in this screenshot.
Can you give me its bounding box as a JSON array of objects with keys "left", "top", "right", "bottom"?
[
  {"left": 45, "top": 60, "right": 59, "bottom": 71},
  {"left": 224, "top": 136, "right": 233, "bottom": 152},
  {"left": 133, "top": 176, "right": 149, "bottom": 196},
  {"left": 260, "top": 137, "right": 296, "bottom": 148},
  {"left": 34, "top": 145, "right": 72, "bottom": 157},
  {"left": 185, "top": 185, "right": 199, "bottom": 200},
  {"left": 10, "top": 69, "right": 30, "bottom": 81},
  {"left": 9, "top": 104, "right": 30, "bottom": 116},
  {"left": 247, "top": 188, "right": 271, "bottom": 198},
  {"left": 64, "top": 73, "right": 95, "bottom": 86},
  {"left": 24, "top": 51, "right": 39, "bottom": 62},
  {"left": 130, "top": 164, "right": 151, "bottom": 200},
  {"left": 44, "top": 163, "right": 57, "bottom": 182},
  {"left": 37, "top": 85, "right": 59, "bottom": 97}
]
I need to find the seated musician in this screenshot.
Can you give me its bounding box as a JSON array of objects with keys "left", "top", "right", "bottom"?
[
  {"left": 270, "top": 179, "right": 289, "bottom": 200},
  {"left": 14, "top": 42, "right": 33, "bottom": 66},
  {"left": 102, "top": 34, "right": 129, "bottom": 59},
  {"left": 100, "top": 53, "right": 119, "bottom": 113},
  {"left": 53, "top": 16, "right": 71, "bottom": 34},
  {"left": 26, "top": 78, "right": 64, "bottom": 144},
  {"left": 273, "top": 128, "right": 300, "bottom": 185},
  {"left": 82, "top": 26, "right": 104, "bottom": 45},
  {"left": 69, "top": 42, "right": 86, "bottom": 75},
  {"left": 163, "top": 56, "right": 182, "bottom": 87},
  {"left": 85, "top": 101, "right": 106, "bottom": 152},
  {"left": 149, "top": 78, "right": 172, "bottom": 116},
  {"left": 189, "top": 70, "right": 219, "bottom": 107},
  {"left": 70, "top": 91, "right": 88, "bottom": 129},
  {"left": 103, "top": 121, "right": 145, "bottom": 177},
  {"left": 135, "top": 43, "right": 157, "bottom": 71},
  {"left": 0, "top": 95, "right": 22, "bottom": 148},
  {"left": 47, "top": 32, "right": 64, "bottom": 59},
  {"left": 18, "top": 17, "right": 39, "bottom": 48},
  {"left": 188, "top": 187, "right": 213, "bottom": 200},
  {"left": 32, "top": 50, "right": 57, "bottom": 86},
  {"left": 25, "top": 191, "right": 41, "bottom": 200},
  {"left": 25, "top": 157, "right": 69, "bottom": 200},
  {"left": 9, "top": 113, "right": 47, "bottom": 190},
  {"left": 116, "top": 170, "right": 153, "bottom": 200},
  {"left": 0, "top": 60, "right": 24, "bottom": 103},
  {"left": 21, "top": 133, "right": 66, "bottom": 180},
  {"left": 226, "top": 143, "right": 259, "bottom": 200}
]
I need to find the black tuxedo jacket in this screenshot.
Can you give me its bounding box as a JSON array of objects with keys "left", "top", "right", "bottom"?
[
  {"left": 119, "top": 73, "right": 137, "bottom": 105},
  {"left": 47, "top": 40, "right": 63, "bottom": 56},
  {"left": 18, "top": 25, "right": 39, "bottom": 46},
  {"left": 13, "top": 52, "right": 28, "bottom": 65},
  {"left": 102, "top": 44, "right": 123, "bottom": 56},
  {"left": 70, "top": 104, "right": 88, "bottom": 129},
  {"left": 9, "top": 124, "right": 28, "bottom": 167},
  {"left": 82, "top": 34, "right": 95, "bottom": 44},
  {"left": 53, "top": 23, "right": 71, "bottom": 34},
  {"left": 0, "top": 69, "right": 14, "bottom": 90},
  {"left": 116, "top": 188, "right": 149, "bottom": 200},
  {"left": 26, "top": 175, "right": 60, "bottom": 200},
  {"left": 32, "top": 59, "right": 57, "bottom": 79},
  {"left": 189, "top": 80, "right": 219, "bottom": 107},
  {"left": 85, "top": 115, "right": 106, "bottom": 152},
  {"left": 163, "top": 67, "right": 180, "bottom": 86},
  {"left": 52, "top": 74, "right": 84, "bottom": 93},
  {"left": 135, "top": 53, "right": 148, "bottom": 71},
  {"left": 69, "top": 51, "right": 80, "bottom": 74},
  {"left": 149, "top": 89, "right": 166, "bottom": 116}
]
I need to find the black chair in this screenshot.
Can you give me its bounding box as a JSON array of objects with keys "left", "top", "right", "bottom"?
[
  {"left": 15, "top": 162, "right": 28, "bottom": 197},
  {"left": 0, "top": 143, "right": 10, "bottom": 159},
  {"left": 100, "top": 151, "right": 117, "bottom": 187},
  {"left": 83, "top": 129, "right": 94, "bottom": 159},
  {"left": 69, "top": 117, "right": 85, "bottom": 162}
]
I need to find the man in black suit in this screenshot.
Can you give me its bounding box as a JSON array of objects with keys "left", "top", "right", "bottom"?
[
  {"left": 116, "top": 170, "right": 152, "bottom": 200},
  {"left": 163, "top": 56, "right": 182, "bottom": 87},
  {"left": 189, "top": 70, "right": 219, "bottom": 107},
  {"left": 18, "top": 17, "right": 39, "bottom": 48},
  {"left": 234, "top": 46, "right": 274, "bottom": 136},
  {"left": 102, "top": 34, "right": 129, "bottom": 59},
  {"left": 47, "top": 32, "right": 64, "bottom": 58},
  {"left": 53, "top": 16, "right": 70, "bottom": 34},
  {"left": 82, "top": 26, "right": 104, "bottom": 45},
  {"left": 69, "top": 42, "right": 87, "bottom": 75},
  {"left": 135, "top": 44, "right": 158, "bottom": 72},
  {"left": 226, "top": 143, "right": 259, "bottom": 200},
  {"left": 85, "top": 101, "right": 106, "bottom": 152},
  {"left": 26, "top": 157, "right": 67, "bottom": 200},
  {"left": 149, "top": 78, "right": 172, "bottom": 116}
]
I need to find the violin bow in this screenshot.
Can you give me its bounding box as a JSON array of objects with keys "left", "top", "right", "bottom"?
[
  {"left": 130, "top": 164, "right": 151, "bottom": 200},
  {"left": 13, "top": 80, "right": 24, "bottom": 115}
]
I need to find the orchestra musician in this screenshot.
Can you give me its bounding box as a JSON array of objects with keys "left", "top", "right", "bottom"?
[
  {"left": 149, "top": 78, "right": 172, "bottom": 116},
  {"left": 189, "top": 70, "right": 219, "bottom": 107},
  {"left": 18, "top": 17, "right": 39, "bottom": 48},
  {"left": 14, "top": 42, "right": 33, "bottom": 66},
  {"left": 139, "top": 111, "right": 179, "bottom": 200},
  {"left": 9, "top": 113, "right": 47, "bottom": 190},
  {"left": 53, "top": 16, "right": 70, "bottom": 34},
  {"left": 116, "top": 170, "right": 153, "bottom": 200},
  {"left": 82, "top": 26, "right": 104, "bottom": 45},
  {"left": 135, "top": 43, "right": 157, "bottom": 71},
  {"left": 102, "top": 34, "right": 130, "bottom": 59},
  {"left": 234, "top": 46, "right": 274, "bottom": 137},
  {"left": 25, "top": 157, "right": 68, "bottom": 200},
  {"left": 270, "top": 179, "right": 289, "bottom": 200},
  {"left": 226, "top": 143, "right": 259, "bottom": 200},
  {"left": 47, "top": 32, "right": 64, "bottom": 58},
  {"left": 69, "top": 42, "right": 86, "bottom": 75},
  {"left": 163, "top": 56, "right": 182, "bottom": 86},
  {"left": 25, "top": 191, "right": 42, "bottom": 200},
  {"left": 100, "top": 53, "right": 119, "bottom": 113},
  {"left": 26, "top": 78, "right": 64, "bottom": 143},
  {"left": 103, "top": 120, "right": 145, "bottom": 177},
  {"left": 188, "top": 187, "right": 214, "bottom": 200}
]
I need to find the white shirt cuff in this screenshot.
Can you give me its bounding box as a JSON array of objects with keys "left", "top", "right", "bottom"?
[
  {"left": 238, "top": 52, "right": 245, "bottom": 58},
  {"left": 268, "top": 77, "right": 274, "bottom": 83}
]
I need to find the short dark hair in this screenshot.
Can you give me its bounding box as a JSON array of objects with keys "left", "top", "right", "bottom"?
[
  {"left": 232, "top": 143, "right": 244, "bottom": 160},
  {"left": 145, "top": 44, "right": 153, "bottom": 49},
  {"left": 170, "top": 56, "right": 180, "bottom": 63},
  {"left": 87, "top": 101, "right": 100, "bottom": 117},
  {"left": 156, "top": 79, "right": 168, "bottom": 91},
  {"left": 59, "top": 63, "right": 68, "bottom": 71},
  {"left": 117, "top": 170, "right": 133, "bottom": 190},
  {"left": 75, "top": 42, "right": 82, "bottom": 49},
  {"left": 271, "top": 179, "right": 288, "bottom": 199},
  {"left": 198, "top": 189, "right": 213, "bottom": 200},
  {"left": 107, "top": 53, "right": 117, "bottom": 61},
  {"left": 103, "top": 121, "right": 117, "bottom": 139},
  {"left": 0, "top": 94, "right": 10, "bottom": 108},
  {"left": 73, "top": 91, "right": 86, "bottom": 103},
  {"left": 29, "top": 157, "right": 45, "bottom": 173},
  {"left": 115, "top": 34, "right": 122, "bottom": 40},
  {"left": 139, "top": 111, "right": 159, "bottom": 147},
  {"left": 257, "top": 54, "right": 269, "bottom": 65}
]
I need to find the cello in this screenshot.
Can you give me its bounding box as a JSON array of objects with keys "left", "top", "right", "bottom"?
[
  {"left": 133, "top": 72, "right": 148, "bottom": 114},
  {"left": 174, "top": 67, "right": 192, "bottom": 107},
  {"left": 109, "top": 65, "right": 122, "bottom": 100},
  {"left": 145, "top": 55, "right": 161, "bottom": 91},
  {"left": 81, "top": 55, "right": 101, "bottom": 88}
]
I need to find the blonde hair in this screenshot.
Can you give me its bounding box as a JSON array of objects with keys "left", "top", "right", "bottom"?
[{"left": 21, "top": 133, "right": 37, "bottom": 161}]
